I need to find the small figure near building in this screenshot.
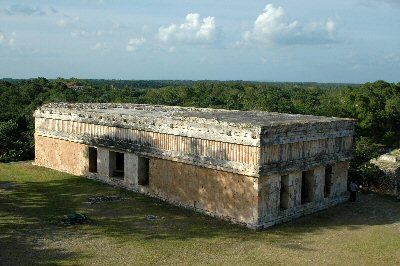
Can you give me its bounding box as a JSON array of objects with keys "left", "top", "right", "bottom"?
[{"left": 349, "top": 181, "right": 358, "bottom": 202}]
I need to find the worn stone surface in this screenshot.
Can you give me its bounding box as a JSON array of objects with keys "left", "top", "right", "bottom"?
[
  {"left": 124, "top": 153, "right": 139, "bottom": 186},
  {"left": 330, "top": 162, "right": 349, "bottom": 197},
  {"left": 34, "top": 103, "right": 355, "bottom": 228},
  {"left": 34, "top": 134, "right": 88, "bottom": 176},
  {"left": 371, "top": 150, "right": 400, "bottom": 199},
  {"left": 97, "top": 147, "right": 110, "bottom": 178},
  {"left": 257, "top": 162, "right": 349, "bottom": 227},
  {"left": 149, "top": 157, "right": 259, "bottom": 226}
]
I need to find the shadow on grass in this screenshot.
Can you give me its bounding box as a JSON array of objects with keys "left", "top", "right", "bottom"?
[
  {"left": 1, "top": 162, "right": 400, "bottom": 263},
  {"left": 0, "top": 233, "right": 81, "bottom": 266}
]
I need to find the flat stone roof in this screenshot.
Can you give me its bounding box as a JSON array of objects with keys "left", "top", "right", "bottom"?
[{"left": 35, "top": 102, "right": 353, "bottom": 128}]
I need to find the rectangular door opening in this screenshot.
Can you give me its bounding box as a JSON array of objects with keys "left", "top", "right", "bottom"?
[
  {"left": 88, "top": 147, "right": 97, "bottom": 173},
  {"left": 280, "top": 175, "right": 289, "bottom": 210},
  {"left": 324, "top": 165, "right": 333, "bottom": 198},
  {"left": 138, "top": 157, "right": 149, "bottom": 186},
  {"left": 301, "top": 170, "right": 315, "bottom": 204},
  {"left": 110, "top": 151, "right": 124, "bottom": 179}
]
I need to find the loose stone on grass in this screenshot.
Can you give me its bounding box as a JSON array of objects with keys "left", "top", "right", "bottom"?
[
  {"left": 146, "top": 215, "right": 157, "bottom": 221},
  {"left": 84, "top": 195, "right": 128, "bottom": 204},
  {"left": 60, "top": 213, "right": 89, "bottom": 226}
]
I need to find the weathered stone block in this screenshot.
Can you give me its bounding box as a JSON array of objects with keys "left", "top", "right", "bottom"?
[{"left": 124, "top": 153, "right": 139, "bottom": 186}]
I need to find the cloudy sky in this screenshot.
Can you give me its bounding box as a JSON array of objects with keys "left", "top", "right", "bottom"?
[{"left": 0, "top": 0, "right": 399, "bottom": 83}]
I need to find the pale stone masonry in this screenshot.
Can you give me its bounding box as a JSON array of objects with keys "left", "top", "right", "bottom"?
[
  {"left": 371, "top": 151, "right": 400, "bottom": 200},
  {"left": 34, "top": 103, "right": 356, "bottom": 229}
]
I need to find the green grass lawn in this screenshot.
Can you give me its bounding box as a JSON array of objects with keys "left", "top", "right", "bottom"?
[{"left": 1, "top": 162, "right": 399, "bottom": 265}]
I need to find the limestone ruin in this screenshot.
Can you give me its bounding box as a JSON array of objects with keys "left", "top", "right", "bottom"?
[
  {"left": 34, "top": 103, "right": 356, "bottom": 229},
  {"left": 371, "top": 150, "right": 400, "bottom": 200}
]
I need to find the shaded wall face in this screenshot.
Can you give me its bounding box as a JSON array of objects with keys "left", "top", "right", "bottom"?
[
  {"left": 34, "top": 134, "right": 88, "bottom": 176},
  {"left": 330, "top": 162, "right": 350, "bottom": 197},
  {"left": 149, "top": 158, "right": 259, "bottom": 226},
  {"left": 260, "top": 136, "right": 353, "bottom": 175},
  {"left": 258, "top": 162, "right": 349, "bottom": 225}
]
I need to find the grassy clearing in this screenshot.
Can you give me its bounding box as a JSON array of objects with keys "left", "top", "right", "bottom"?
[{"left": 0, "top": 162, "right": 399, "bottom": 265}]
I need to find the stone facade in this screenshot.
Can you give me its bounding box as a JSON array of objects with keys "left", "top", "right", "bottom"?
[
  {"left": 34, "top": 134, "right": 88, "bottom": 176},
  {"left": 34, "top": 103, "right": 355, "bottom": 229}
]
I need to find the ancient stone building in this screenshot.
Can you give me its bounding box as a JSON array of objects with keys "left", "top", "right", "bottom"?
[{"left": 34, "top": 103, "right": 355, "bottom": 229}]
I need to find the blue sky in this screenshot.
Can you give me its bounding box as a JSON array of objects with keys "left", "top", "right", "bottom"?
[{"left": 0, "top": 0, "right": 399, "bottom": 83}]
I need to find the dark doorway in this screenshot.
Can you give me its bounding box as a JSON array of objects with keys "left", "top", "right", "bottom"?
[
  {"left": 324, "top": 165, "right": 333, "bottom": 197},
  {"left": 301, "top": 170, "right": 314, "bottom": 204},
  {"left": 114, "top": 152, "right": 124, "bottom": 178},
  {"left": 280, "top": 175, "right": 289, "bottom": 210},
  {"left": 138, "top": 157, "right": 149, "bottom": 186},
  {"left": 88, "top": 147, "right": 97, "bottom": 173},
  {"left": 109, "top": 151, "right": 124, "bottom": 178}
]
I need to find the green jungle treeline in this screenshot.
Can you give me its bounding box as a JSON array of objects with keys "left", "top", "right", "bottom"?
[{"left": 1, "top": 78, "right": 399, "bottom": 187}]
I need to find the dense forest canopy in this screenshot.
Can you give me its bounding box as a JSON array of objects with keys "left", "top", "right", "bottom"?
[{"left": 1, "top": 78, "right": 399, "bottom": 187}]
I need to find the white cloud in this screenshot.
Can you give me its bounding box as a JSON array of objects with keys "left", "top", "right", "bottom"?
[
  {"left": 158, "top": 13, "right": 217, "bottom": 45},
  {"left": 326, "top": 19, "right": 336, "bottom": 39},
  {"left": 57, "top": 17, "right": 70, "bottom": 27},
  {"left": 0, "top": 32, "right": 16, "bottom": 46},
  {"left": 9, "top": 32, "right": 16, "bottom": 46},
  {"left": 57, "top": 17, "right": 68, "bottom": 27},
  {"left": 126, "top": 37, "right": 146, "bottom": 52},
  {"left": 57, "top": 14, "right": 79, "bottom": 28},
  {"left": 360, "top": 0, "right": 400, "bottom": 8},
  {"left": 199, "top": 56, "right": 208, "bottom": 63},
  {"left": 381, "top": 0, "right": 400, "bottom": 6},
  {"left": 261, "top": 57, "right": 268, "bottom": 64},
  {"left": 2, "top": 4, "right": 47, "bottom": 16},
  {"left": 385, "top": 53, "right": 400, "bottom": 65},
  {"left": 91, "top": 42, "right": 109, "bottom": 51},
  {"left": 243, "top": 4, "right": 337, "bottom": 46},
  {"left": 96, "top": 30, "right": 111, "bottom": 36},
  {"left": 64, "top": 18, "right": 119, "bottom": 39},
  {"left": 71, "top": 30, "right": 87, "bottom": 38}
]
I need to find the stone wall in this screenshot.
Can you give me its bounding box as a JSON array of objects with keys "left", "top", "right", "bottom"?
[
  {"left": 34, "top": 134, "right": 88, "bottom": 176},
  {"left": 34, "top": 117, "right": 260, "bottom": 177},
  {"left": 149, "top": 158, "right": 259, "bottom": 227},
  {"left": 260, "top": 136, "right": 353, "bottom": 175},
  {"left": 34, "top": 134, "right": 351, "bottom": 229},
  {"left": 257, "top": 161, "right": 349, "bottom": 227},
  {"left": 331, "top": 162, "right": 350, "bottom": 197}
]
